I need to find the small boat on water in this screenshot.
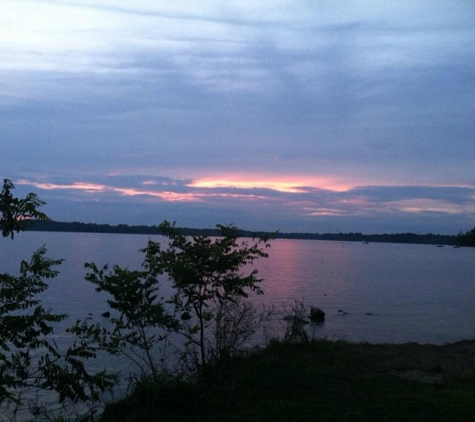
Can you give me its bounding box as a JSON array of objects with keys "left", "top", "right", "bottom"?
[
  {"left": 436, "top": 244, "right": 444, "bottom": 248},
  {"left": 361, "top": 240, "right": 369, "bottom": 244}
]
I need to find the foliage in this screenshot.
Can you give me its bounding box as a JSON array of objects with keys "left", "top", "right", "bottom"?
[
  {"left": 0, "top": 179, "right": 49, "bottom": 238},
  {"left": 153, "top": 221, "right": 273, "bottom": 369},
  {"left": 29, "top": 220, "right": 459, "bottom": 246},
  {"left": 1, "top": 179, "right": 275, "bottom": 416},
  {"left": 69, "top": 261, "right": 180, "bottom": 378},
  {"left": 282, "top": 300, "right": 310, "bottom": 343},
  {"left": 456, "top": 227, "right": 475, "bottom": 247},
  {"left": 74, "top": 221, "right": 273, "bottom": 378},
  {"left": 0, "top": 179, "right": 116, "bottom": 416},
  {"left": 213, "top": 298, "right": 263, "bottom": 360},
  {"left": 0, "top": 247, "right": 116, "bottom": 407},
  {"left": 0, "top": 246, "right": 64, "bottom": 403}
]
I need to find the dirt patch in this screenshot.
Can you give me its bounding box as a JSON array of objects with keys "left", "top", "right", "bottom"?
[
  {"left": 391, "top": 340, "right": 475, "bottom": 383},
  {"left": 397, "top": 369, "right": 446, "bottom": 384}
]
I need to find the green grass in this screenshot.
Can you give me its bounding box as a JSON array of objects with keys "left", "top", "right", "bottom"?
[{"left": 100, "top": 340, "right": 475, "bottom": 422}]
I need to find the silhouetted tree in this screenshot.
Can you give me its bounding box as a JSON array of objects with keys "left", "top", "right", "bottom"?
[
  {"left": 456, "top": 227, "right": 475, "bottom": 247},
  {"left": 0, "top": 179, "right": 115, "bottom": 413},
  {"left": 0, "top": 179, "right": 49, "bottom": 238}
]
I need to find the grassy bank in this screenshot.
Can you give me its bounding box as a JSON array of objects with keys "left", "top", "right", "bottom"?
[{"left": 100, "top": 339, "right": 475, "bottom": 422}]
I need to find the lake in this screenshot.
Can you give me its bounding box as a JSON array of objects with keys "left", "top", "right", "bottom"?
[
  {"left": 2, "top": 231, "right": 474, "bottom": 345},
  {"left": 1, "top": 231, "right": 474, "bottom": 418}
]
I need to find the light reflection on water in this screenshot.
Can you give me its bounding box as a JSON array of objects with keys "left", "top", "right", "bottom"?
[
  {"left": 258, "top": 238, "right": 475, "bottom": 344},
  {"left": 2, "top": 232, "right": 475, "bottom": 345},
  {"left": 1, "top": 232, "right": 475, "bottom": 418}
]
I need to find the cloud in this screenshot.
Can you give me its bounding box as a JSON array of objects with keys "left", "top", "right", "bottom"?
[
  {"left": 2, "top": 2, "right": 475, "bottom": 234},
  {"left": 14, "top": 176, "right": 475, "bottom": 234}
]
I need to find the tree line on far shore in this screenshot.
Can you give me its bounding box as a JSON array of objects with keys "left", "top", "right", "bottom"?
[
  {"left": 456, "top": 227, "right": 475, "bottom": 247},
  {"left": 27, "top": 220, "right": 462, "bottom": 246}
]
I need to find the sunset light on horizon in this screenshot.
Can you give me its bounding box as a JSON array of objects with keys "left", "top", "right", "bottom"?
[
  {"left": 2, "top": 1, "right": 474, "bottom": 234},
  {"left": 188, "top": 175, "right": 353, "bottom": 193}
]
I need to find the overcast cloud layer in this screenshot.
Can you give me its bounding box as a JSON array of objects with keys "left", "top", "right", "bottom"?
[{"left": 2, "top": 1, "right": 474, "bottom": 234}]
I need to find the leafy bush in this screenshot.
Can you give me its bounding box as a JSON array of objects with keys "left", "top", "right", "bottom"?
[
  {"left": 74, "top": 221, "right": 273, "bottom": 378},
  {"left": 0, "top": 180, "right": 116, "bottom": 416},
  {"left": 0, "top": 178, "right": 49, "bottom": 238},
  {"left": 70, "top": 260, "right": 180, "bottom": 378},
  {"left": 153, "top": 221, "right": 273, "bottom": 370},
  {"left": 1, "top": 179, "right": 275, "bottom": 418}
]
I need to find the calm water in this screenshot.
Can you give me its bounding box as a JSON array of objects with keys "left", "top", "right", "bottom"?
[
  {"left": 1, "top": 231, "right": 474, "bottom": 418},
  {"left": 0, "top": 232, "right": 475, "bottom": 421},
  {"left": 2, "top": 231, "right": 474, "bottom": 345}
]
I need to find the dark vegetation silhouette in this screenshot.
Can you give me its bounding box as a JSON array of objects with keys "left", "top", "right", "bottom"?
[
  {"left": 456, "top": 227, "right": 475, "bottom": 246},
  {"left": 29, "top": 220, "right": 457, "bottom": 245},
  {"left": 70, "top": 221, "right": 273, "bottom": 377},
  {"left": 1, "top": 179, "right": 274, "bottom": 419},
  {"left": 0, "top": 179, "right": 49, "bottom": 238},
  {"left": 0, "top": 179, "right": 116, "bottom": 419}
]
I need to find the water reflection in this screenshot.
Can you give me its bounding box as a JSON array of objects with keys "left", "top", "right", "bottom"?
[
  {"left": 2, "top": 232, "right": 475, "bottom": 345},
  {"left": 2, "top": 232, "right": 475, "bottom": 419},
  {"left": 258, "top": 239, "right": 355, "bottom": 307}
]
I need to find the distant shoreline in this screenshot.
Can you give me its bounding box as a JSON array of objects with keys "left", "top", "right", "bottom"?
[{"left": 27, "top": 220, "right": 457, "bottom": 245}]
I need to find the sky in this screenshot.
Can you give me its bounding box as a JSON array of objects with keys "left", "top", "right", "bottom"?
[{"left": 1, "top": 1, "right": 475, "bottom": 234}]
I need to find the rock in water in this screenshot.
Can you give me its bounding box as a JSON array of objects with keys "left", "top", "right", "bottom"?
[{"left": 310, "top": 306, "right": 325, "bottom": 322}]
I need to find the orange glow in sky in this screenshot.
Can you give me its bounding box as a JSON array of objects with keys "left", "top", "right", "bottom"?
[
  {"left": 18, "top": 180, "right": 107, "bottom": 192},
  {"left": 393, "top": 199, "right": 468, "bottom": 215},
  {"left": 18, "top": 179, "right": 272, "bottom": 203},
  {"left": 304, "top": 207, "right": 347, "bottom": 217},
  {"left": 189, "top": 175, "right": 352, "bottom": 193},
  {"left": 17, "top": 178, "right": 472, "bottom": 220},
  {"left": 115, "top": 187, "right": 203, "bottom": 202}
]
